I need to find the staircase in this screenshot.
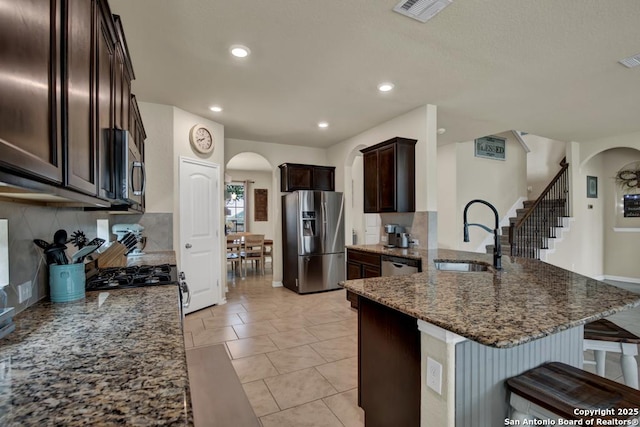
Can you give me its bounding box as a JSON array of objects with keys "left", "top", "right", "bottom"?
[{"left": 486, "top": 158, "right": 570, "bottom": 260}]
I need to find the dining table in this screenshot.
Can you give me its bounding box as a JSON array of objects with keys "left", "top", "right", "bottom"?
[{"left": 226, "top": 233, "right": 273, "bottom": 276}]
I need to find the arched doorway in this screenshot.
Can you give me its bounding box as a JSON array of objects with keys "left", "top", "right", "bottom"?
[
  {"left": 344, "top": 144, "right": 369, "bottom": 245},
  {"left": 224, "top": 152, "right": 274, "bottom": 282}
]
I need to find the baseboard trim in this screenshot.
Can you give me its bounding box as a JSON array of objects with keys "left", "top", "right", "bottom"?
[
  {"left": 602, "top": 275, "right": 640, "bottom": 284},
  {"left": 272, "top": 281, "right": 283, "bottom": 288}
]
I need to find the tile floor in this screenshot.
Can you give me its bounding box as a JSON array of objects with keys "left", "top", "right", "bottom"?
[
  {"left": 184, "top": 271, "right": 363, "bottom": 427},
  {"left": 184, "top": 273, "right": 640, "bottom": 426}
]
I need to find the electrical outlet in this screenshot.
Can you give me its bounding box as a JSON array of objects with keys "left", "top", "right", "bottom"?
[
  {"left": 381, "top": 235, "right": 388, "bottom": 242},
  {"left": 412, "top": 239, "right": 420, "bottom": 247},
  {"left": 426, "top": 357, "right": 443, "bottom": 395},
  {"left": 18, "top": 281, "right": 31, "bottom": 303}
]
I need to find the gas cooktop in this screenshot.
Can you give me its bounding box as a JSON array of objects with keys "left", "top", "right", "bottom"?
[{"left": 86, "top": 264, "right": 178, "bottom": 291}]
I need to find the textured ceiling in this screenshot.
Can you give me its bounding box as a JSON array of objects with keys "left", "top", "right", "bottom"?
[{"left": 110, "top": 0, "right": 640, "bottom": 147}]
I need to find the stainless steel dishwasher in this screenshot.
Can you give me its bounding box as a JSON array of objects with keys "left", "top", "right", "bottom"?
[{"left": 381, "top": 255, "right": 420, "bottom": 276}]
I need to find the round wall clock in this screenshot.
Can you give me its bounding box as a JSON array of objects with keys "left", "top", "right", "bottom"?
[{"left": 189, "top": 124, "right": 214, "bottom": 154}]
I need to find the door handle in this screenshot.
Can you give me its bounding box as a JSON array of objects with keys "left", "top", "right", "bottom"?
[{"left": 185, "top": 243, "right": 192, "bottom": 249}]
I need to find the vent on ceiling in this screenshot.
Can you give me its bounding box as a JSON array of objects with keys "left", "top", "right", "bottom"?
[
  {"left": 393, "top": 0, "right": 452, "bottom": 23},
  {"left": 619, "top": 53, "right": 640, "bottom": 68}
]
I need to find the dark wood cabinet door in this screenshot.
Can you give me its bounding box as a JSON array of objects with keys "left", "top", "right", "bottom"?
[
  {"left": 313, "top": 167, "right": 335, "bottom": 191},
  {"left": 347, "top": 262, "right": 362, "bottom": 280},
  {"left": 0, "top": 0, "right": 62, "bottom": 184},
  {"left": 64, "top": 0, "right": 97, "bottom": 195},
  {"left": 377, "top": 144, "right": 396, "bottom": 212},
  {"left": 363, "top": 151, "right": 378, "bottom": 213},
  {"left": 113, "top": 45, "right": 124, "bottom": 130},
  {"left": 280, "top": 164, "right": 312, "bottom": 191},
  {"left": 362, "top": 264, "right": 381, "bottom": 278},
  {"left": 96, "top": 2, "right": 115, "bottom": 200},
  {"left": 359, "top": 297, "right": 421, "bottom": 427}
]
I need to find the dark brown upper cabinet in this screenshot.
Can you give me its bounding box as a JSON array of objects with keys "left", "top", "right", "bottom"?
[
  {"left": 63, "top": 0, "right": 98, "bottom": 196},
  {"left": 0, "top": 0, "right": 63, "bottom": 185},
  {"left": 0, "top": 0, "right": 143, "bottom": 208},
  {"left": 361, "top": 137, "right": 416, "bottom": 213},
  {"left": 279, "top": 163, "right": 335, "bottom": 192}
]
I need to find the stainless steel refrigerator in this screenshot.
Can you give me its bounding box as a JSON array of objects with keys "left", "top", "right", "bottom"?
[{"left": 282, "top": 191, "right": 345, "bottom": 294}]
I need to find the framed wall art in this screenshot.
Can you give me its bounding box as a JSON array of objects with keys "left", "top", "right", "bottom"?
[{"left": 586, "top": 176, "right": 598, "bottom": 198}]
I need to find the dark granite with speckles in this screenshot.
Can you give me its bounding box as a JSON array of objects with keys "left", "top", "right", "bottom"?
[
  {"left": 342, "top": 246, "right": 640, "bottom": 348},
  {"left": 0, "top": 286, "right": 192, "bottom": 426}
]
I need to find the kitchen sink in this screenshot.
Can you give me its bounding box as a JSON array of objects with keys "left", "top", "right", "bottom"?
[{"left": 433, "top": 260, "right": 491, "bottom": 272}]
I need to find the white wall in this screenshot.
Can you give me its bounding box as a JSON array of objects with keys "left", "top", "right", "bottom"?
[
  {"left": 439, "top": 131, "right": 528, "bottom": 251},
  {"left": 437, "top": 143, "right": 457, "bottom": 249},
  {"left": 226, "top": 169, "right": 274, "bottom": 239},
  {"left": 139, "top": 102, "right": 174, "bottom": 213},
  {"left": 525, "top": 135, "right": 567, "bottom": 199},
  {"left": 351, "top": 155, "right": 364, "bottom": 244}
]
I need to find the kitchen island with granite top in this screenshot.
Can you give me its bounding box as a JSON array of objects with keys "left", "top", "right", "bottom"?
[
  {"left": 0, "top": 253, "right": 191, "bottom": 426},
  {"left": 341, "top": 245, "right": 640, "bottom": 427}
]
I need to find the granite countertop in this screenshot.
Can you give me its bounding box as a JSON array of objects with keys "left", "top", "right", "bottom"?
[
  {"left": 0, "top": 286, "right": 192, "bottom": 426},
  {"left": 127, "top": 250, "right": 177, "bottom": 267},
  {"left": 347, "top": 244, "right": 425, "bottom": 261},
  {"left": 342, "top": 246, "right": 640, "bottom": 348}
]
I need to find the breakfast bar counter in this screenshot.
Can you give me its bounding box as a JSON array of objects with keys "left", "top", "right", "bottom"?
[
  {"left": 0, "top": 285, "right": 191, "bottom": 426},
  {"left": 341, "top": 246, "right": 640, "bottom": 426}
]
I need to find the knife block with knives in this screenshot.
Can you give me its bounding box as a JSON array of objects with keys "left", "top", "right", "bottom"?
[{"left": 95, "top": 233, "right": 139, "bottom": 268}]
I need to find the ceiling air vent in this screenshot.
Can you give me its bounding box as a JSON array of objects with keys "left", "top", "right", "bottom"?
[
  {"left": 393, "top": 0, "right": 452, "bottom": 23},
  {"left": 619, "top": 53, "right": 640, "bottom": 68}
]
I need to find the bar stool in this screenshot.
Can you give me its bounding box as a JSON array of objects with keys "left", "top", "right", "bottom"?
[
  {"left": 507, "top": 362, "right": 640, "bottom": 423},
  {"left": 583, "top": 318, "right": 639, "bottom": 389}
]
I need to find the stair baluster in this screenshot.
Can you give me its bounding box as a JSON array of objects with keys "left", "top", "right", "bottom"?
[{"left": 509, "top": 158, "right": 569, "bottom": 259}]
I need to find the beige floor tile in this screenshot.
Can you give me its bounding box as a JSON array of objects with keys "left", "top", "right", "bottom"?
[
  {"left": 210, "top": 302, "right": 247, "bottom": 315},
  {"left": 269, "top": 329, "right": 319, "bottom": 350},
  {"left": 233, "top": 322, "right": 279, "bottom": 339},
  {"left": 269, "top": 315, "right": 316, "bottom": 332},
  {"left": 203, "top": 313, "right": 244, "bottom": 329},
  {"left": 186, "top": 307, "right": 214, "bottom": 320},
  {"left": 307, "top": 321, "right": 355, "bottom": 340},
  {"left": 311, "top": 335, "right": 358, "bottom": 362},
  {"left": 260, "top": 400, "right": 343, "bottom": 427},
  {"left": 315, "top": 357, "right": 358, "bottom": 392},
  {"left": 266, "top": 345, "right": 327, "bottom": 374},
  {"left": 304, "top": 310, "right": 350, "bottom": 326},
  {"left": 323, "top": 389, "right": 364, "bottom": 427},
  {"left": 238, "top": 310, "right": 280, "bottom": 323},
  {"left": 231, "top": 354, "right": 280, "bottom": 383},
  {"left": 183, "top": 316, "right": 205, "bottom": 333},
  {"left": 184, "top": 332, "right": 194, "bottom": 349},
  {"left": 264, "top": 368, "right": 338, "bottom": 410},
  {"left": 192, "top": 326, "right": 238, "bottom": 347},
  {"left": 227, "top": 335, "right": 279, "bottom": 359},
  {"left": 242, "top": 302, "right": 279, "bottom": 312},
  {"left": 242, "top": 380, "right": 280, "bottom": 417}
]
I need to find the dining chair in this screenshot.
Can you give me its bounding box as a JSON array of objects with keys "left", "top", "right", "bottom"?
[
  {"left": 241, "top": 234, "right": 265, "bottom": 276},
  {"left": 263, "top": 240, "right": 273, "bottom": 272},
  {"left": 226, "top": 234, "right": 243, "bottom": 279}
]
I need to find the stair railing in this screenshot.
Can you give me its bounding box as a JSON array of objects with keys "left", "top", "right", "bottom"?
[{"left": 509, "top": 158, "right": 569, "bottom": 259}]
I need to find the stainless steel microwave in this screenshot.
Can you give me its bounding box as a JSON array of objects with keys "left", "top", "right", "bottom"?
[{"left": 113, "top": 129, "right": 145, "bottom": 208}]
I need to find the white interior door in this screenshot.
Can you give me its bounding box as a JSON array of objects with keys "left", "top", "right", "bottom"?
[{"left": 180, "top": 157, "right": 221, "bottom": 314}]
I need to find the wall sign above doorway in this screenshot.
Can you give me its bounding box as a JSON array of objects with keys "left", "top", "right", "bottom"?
[{"left": 475, "top": 136, "right": 506, "bottom": 160}]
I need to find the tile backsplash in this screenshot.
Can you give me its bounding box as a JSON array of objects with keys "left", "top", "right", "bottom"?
[
  {"left": 0, "top": 200, "right": 173, "bottom": 314},
  {"left": 379, "top": 211, "right": 437, "bottom": 249}
]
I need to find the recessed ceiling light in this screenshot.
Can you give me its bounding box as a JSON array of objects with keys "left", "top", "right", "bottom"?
[
  {"left": 318, "top": 121, "right": 329, "bottom": 129},
  {"left": 437, "top": 128, "right": 446, "bottom": 135},
  {"left": 378, "top": 82, "right": 394, "bottom": 92},
  {"left": 230, "top": 45, "right": 250, "bottom": 58},
  {"left": 210, "top": 106, "right": 223, "bottom": 112}
]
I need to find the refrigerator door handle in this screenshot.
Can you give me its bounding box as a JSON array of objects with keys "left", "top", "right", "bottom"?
[{"left": 321, "top": 201, "right": 327, "bottom": 240}]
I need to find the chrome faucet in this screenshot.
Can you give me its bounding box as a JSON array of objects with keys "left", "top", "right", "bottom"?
[{"left": 463, "top": 199, "right": 502, "bottom": 270}]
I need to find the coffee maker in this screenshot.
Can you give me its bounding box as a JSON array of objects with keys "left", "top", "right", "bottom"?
[{"left": 384, "top": 224, "right": 409, "bottom": 248}]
